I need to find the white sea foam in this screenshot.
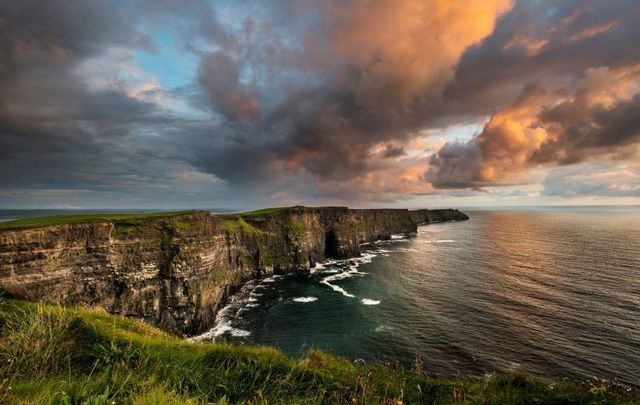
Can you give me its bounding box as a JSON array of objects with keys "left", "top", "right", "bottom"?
[
  {"left": 261, "top": 274, "right": 285, "bottom": 283},
  {"left": 395, "top": 247, "right": 418, "bottom": 253},
  {"left": 319, "top": 251, "right": 379, "bottom": 298},
  {"left": 194, "top": 234, "right": 392, "bottom": 342},
  {"left": 189, "top": 319, "right": 252, "bottom": 341},
  {"left": 375, "top": 237, "right": 409, "bottom": 245},
  {"left": 321, "top": 279, "right": 356, "bottom": 297},
  {"left": 311, "top": 259, "right": 339, "bottom": 273},
  {"left": 293, "top": 296, "right": 318, "bottom": 303},
  {"left": 189, "top": 279, "right": 262, "bottom": 342},
  {"left": 326, "top": 268, "right": 364, "bottom": 282},
  {"left": 419, "top": 239, "right": 456, "bottom": 244},
  {"left": 213, "top": 323, "right": 252, "bottom": 338},
  {"left": 375, "top": 325, "right": 392, "bottom": 333}
]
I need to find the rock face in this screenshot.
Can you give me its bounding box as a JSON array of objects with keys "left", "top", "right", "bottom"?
[
  {"left": 0, "top": 207, "right": 468, "bottom": 335},
  {"left": 409, "top": 208, "right": 469, "bottom": 224}
]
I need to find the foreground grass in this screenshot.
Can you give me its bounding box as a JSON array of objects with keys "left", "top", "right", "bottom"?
[
  {"left": 0, "top": 300, "right": 637, "bottom": 404},
  {"left": 0, "top": 211, "right": 198, "bottom": 231}
]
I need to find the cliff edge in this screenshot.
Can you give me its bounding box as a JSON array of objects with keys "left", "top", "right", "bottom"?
[{"left": 0, "top": 206, "right": 468, "bottom": 335}]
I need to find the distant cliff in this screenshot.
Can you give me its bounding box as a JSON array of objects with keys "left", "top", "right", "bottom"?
[
  {"left": 409, "top": 208, "right": 469, "bottom": 224},
  {"left": 0, "top": 207, "right": 468, "bottom": 335}
]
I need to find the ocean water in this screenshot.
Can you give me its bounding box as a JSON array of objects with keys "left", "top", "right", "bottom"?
[{"left": 200, "top": 208, "right": 640, "bottom": 385}]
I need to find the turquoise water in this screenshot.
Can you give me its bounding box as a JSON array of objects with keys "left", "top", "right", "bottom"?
[{"left": 200, "top": 209, "right": 640, "bottom": 385}]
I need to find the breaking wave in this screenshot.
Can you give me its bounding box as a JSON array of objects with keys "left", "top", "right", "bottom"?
[
  {"left": 361, "top": 298, "right": 381, "bottom": 305},
  {"left": 293, "top": 296, "right": 318, "bottom": 303}
]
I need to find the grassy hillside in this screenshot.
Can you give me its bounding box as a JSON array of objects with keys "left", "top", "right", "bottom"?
[
  {"left": 0, "top": 299, "right": 636, "bottom": 404},
  {"left": 0, "top": 211, "right": 199, "bottom": 231},
  {"left": 237, "top": 207, "right": 291, "bottom": 218}
]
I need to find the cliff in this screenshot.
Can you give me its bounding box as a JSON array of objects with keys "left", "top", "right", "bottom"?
[
  {"left": 0, "top": 206, "right": 468, "bottom": 335},
  {"left": 409, "top": 208, "right": 469, "bottom": 224}
]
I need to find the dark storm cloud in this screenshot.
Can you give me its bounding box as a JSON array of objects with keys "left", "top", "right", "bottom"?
[
  {"left": 427, "top": 0, "right": 640, "bottom": 190},
  {"left": 188, "top": 0, "right": 640, "bottom": 196},
  {"left": 198, "top": 51, "right": 261, "bottom": 120},
  {"left": 427, "top": 73, "right": 640, "bottom": 189},
  {"left": 186, "top": 0, "right": 513, "bottom": 189},
  {"left": 0, "top": 0, "right": 228, "bottom": 201},
  {"left": 445, "top": 0, "right": 640, "bottom": 111},
  {"left": 383, "top": 145, "right": 406, "bottom": 158},
  {"left": 2, "top": 0, "right": 640, "bottom": 207},
  {"left": 0, "top": 0, "right": 149, "bottom": 65},
  {"left": 534, "top": 93, "right": 640, "bottom": 164}
]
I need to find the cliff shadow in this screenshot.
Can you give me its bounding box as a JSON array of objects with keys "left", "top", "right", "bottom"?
[{"left": 324, "top": 230, "right": 339, "bottom": 259}]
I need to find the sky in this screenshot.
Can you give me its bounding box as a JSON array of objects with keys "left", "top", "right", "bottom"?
[{"left": 0, "top": 0, "right": 639, "bottom": 209}]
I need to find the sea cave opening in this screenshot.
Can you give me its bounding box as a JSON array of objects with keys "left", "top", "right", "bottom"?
[{"left": 324, "top": 230, "right": 339, "bottom": 259}]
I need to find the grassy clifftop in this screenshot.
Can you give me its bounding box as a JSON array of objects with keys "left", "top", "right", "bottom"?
[
  {"left": 0, "top": 211, "right": 200, "bottom": 231},
  {"left": 0, "top": 299, "right": 636, "bottom": 404}
]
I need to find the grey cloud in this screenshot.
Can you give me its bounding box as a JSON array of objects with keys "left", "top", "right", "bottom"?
[
  {"left": 0, "top": 0, "right": 204, "bottom": 196},
  {"left": 2, "top": 0, "right": 640, "bottom": 208},
  {"left": 445, "top": 0, "right": 640, "bottom": 111},
  {"left": 198, "top": 51, "right": 261, "bottom": 121},
  {"left": 189, "top": 0, "right": 640, "bottom": 194},
  {"left": 534, "top": 93, "right": 640, "bottom": 164},
  {"left": 542, "top": 162, "right": 640, "bottom": 197},
  {"left": 427, "top": 80, "right": 640, "bottom": 189},
  {"left": 383, "top": 145, "right": 405, "bottom": 158},
  {"left": 427, "top": 141, "right": 482, "bottom": 189}
]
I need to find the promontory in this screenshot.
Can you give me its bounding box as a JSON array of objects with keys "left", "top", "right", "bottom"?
[{"left": 0, "top": 206, "right": 468, "bottom": 335}]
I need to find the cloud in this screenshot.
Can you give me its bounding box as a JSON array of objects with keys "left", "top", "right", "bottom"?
[
  {"left": 198, "top": 51, "right": 261, "bottom": 120},
  {"left": 0, "top": 0, "right": 221, "bottom": 205},
  {"left": 313, "top": 0, "right": 513, "bottom": 112},
  {"left": 382, "top": 144, "right": 406, "bottom": 158},
  {"left": 1, "top": 0, "right": 640, "bottom": 207},
  {"left": 445, "top": 0, "right": 640, "bottom": 111},
  {"left": 428, "top": 65, "right": 640, "bottom": 189},
  {"left": 187, "top": 0, "right": 513, "bottom": 187},
  {"left": 542, "top": 162, "right": 640, "bottom": 198}
]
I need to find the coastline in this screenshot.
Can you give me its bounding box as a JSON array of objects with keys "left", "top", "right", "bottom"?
[
  {"left": 0, "top": 207, "right": 468, "bottom": 336},
  {"left": 193, "top": 229, "right": 423, "bottom": 342}
]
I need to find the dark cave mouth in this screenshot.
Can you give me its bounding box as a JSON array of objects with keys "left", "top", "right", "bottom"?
[{"left": 324, "top": 230, "right": 339, "bottom": 259}]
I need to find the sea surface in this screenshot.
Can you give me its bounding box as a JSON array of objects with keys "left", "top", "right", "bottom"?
[{"left": 198, "top": 207, "right": 640, "bottom": 385}]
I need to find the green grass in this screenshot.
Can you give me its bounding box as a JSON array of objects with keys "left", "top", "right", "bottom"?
[
  {"left": 283, "top": 219, "right": 306, "bottom": 236},
  {"left": 218, "top": 218, "right": 265, "bottom": 235},
  {"left": 237, "top": 207, "right": 290, "bottom": 218},
  {"left": 0, "top": 211, "right": 200, "bottom": 231},
  {"left": 0, "top": 299, "right": 637, "bottom": 404}
]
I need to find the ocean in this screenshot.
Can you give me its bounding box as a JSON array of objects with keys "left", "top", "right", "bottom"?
[{"left": 198, "top": 207, "right": 640, "bottom": 385}]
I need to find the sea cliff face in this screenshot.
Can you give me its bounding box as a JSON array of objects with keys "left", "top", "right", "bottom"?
[
  {"left": 0, "top": 207, "right": 467, "bottom": 335},
  {"left": 409, "top": 208, "right": 470, "bottom": 224}
]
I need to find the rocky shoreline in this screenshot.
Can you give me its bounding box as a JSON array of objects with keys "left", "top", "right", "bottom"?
[{"left": 0, "top": 206, "right": 468, "bottom": 335}]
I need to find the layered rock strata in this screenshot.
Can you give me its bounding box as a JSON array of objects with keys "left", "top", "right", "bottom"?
[{"left": 0, "top": 207, "right": 468, "bottom": 335}]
